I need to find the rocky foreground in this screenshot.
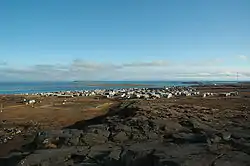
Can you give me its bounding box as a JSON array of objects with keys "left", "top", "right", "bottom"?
[{"left": 1, "top": 98, "right": 250, "bottom": 166}]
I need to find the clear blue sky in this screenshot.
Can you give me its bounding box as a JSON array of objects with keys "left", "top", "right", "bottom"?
[{"left": 0, "top": 0, "right": 250, "bottom": 81}]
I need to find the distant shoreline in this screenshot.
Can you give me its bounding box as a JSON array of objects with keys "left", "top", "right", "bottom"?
[
  {"left": 1, "top": 81, "right": 250, "bottom": 95},
  {"left": 86, "top": 83, "right": 154, "bottom": 87}
]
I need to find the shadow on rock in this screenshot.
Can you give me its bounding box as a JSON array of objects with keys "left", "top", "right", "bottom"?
[
  {"left": 0, "top": 152, "right": 30, "bottom": 166},
  {"left": 65, "top": 101, "right": 138, "bottom": 130}
]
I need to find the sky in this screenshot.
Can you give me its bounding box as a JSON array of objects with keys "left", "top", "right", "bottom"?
[{"left": 0, "top": 0, "right": 250, "bottom": 81}]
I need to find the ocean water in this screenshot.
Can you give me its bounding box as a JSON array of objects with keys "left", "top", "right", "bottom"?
[{"left": 0, "top": 81, "right": 239, "bottom": 94}]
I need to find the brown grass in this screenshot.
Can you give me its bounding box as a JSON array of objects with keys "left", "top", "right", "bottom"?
[{"left": 0, "top": 96, "right": 117, "bottom": 129}]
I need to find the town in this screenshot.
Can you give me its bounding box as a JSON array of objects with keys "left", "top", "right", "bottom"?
[{"left": 24, "top": 86, "right": 239, "bottom": 102}]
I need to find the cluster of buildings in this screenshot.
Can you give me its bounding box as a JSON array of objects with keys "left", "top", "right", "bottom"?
[
  {"left": 202, "top": 91, "right": 239, "bottom": 98},
  {"left": 21, "top": 86, "right": 240, "bottom": 105},
  {"left": 101, "top": 87, "right": 200, "bottom": 99},
  {"left": 31, "top": 87, "right": 202, "bottom": 99}
]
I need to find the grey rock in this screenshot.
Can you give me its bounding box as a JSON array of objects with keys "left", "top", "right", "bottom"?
[
  {"left": 114, "top": 124, "right": 132, "bottom": 132},
  {"left": 4, "top": 99, "right": 250, "bottom": 166},
  {"left": 17, "top": 148, "right": 81, "bottom": 166},
  {"left": 219, "top": 132, "right": 231, "bottom": 141},
  {"left": 146, "top": 131, "right": 159, "bottom": 140},
  {"left": 120, "top": 149, "right": 158, "bottom": 166},
  {"left": 86, "top": 125, "right": 110, "bottom": 138},
  {"left": 34, "top": 129, "right": 83, "bottom": 148},
  {"left": 113, "top": 132, "right": 129, "bottom": 142},
  {"left": 151, "top": 119, "right": 183, "bottom": 132},
  {"left": 108, "top": 147, "right": 122, "bottom": 161},
  {"left": 171, "top": 132, "right": 207, "bottom": 143},
  {"left": 180, "top": 118, "right": 215, "bottom": 133},
  {"left": 81, "top": 133, "right": 108, "bottom": 145},
  {"left": 210, "top": 135, "right": 222, "bottom": 143},
  {"left": 231, "top": 131, "right": 250, "bottom": 139},
  {"left": 213, "top": 151, "right": 250, "bottom": 166},
  {"left": 88, "top": 144, "right": 113, "bottom": 159}
]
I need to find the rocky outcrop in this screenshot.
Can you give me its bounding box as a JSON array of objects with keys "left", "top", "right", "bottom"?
[{"left": 1, "top": 100, "right": 250, "bottom": 166}]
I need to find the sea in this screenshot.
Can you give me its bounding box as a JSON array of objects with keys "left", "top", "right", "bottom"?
[{"left": 0, "top": 81, "right": 240, "bottom": 94}]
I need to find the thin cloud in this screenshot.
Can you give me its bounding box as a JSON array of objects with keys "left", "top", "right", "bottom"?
[
  {"left": 71, "top": 59, "right": 169, "bottom": 70},
  {"left": 33, "top": 64, "right": 66, "bottom": 70},
  {"left": 71, "top": 59, "right": 120, "bottom": 70},
  {"left": 122, "top": 60, "right": 168, "bottom": 67},
  {"left": 0, "top": 59, "right": 250, "bottom": 81},
  {"left": 241, "top": 72, "right": 250, "bottom": 77},
  {"left": 238, "top": 55, "right": 248, "bottom": 60},
  {"left": 0, "top": 62, "right": 7, "bottom": 66}
]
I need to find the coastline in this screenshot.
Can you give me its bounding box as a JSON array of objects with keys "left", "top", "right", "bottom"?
[
  {"left": 0, "top": 81, "right": 250, "bottom": 95},
  {"left": 86, "top": 83, "right": 154, "bottom": 87}
]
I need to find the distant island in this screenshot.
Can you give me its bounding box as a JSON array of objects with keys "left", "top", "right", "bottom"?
[
  {"left": 86, "top": 83, "right": 154, "bottom": 87},
  {"left": 73, "top": 81, "right": 154, "bottom": 87},
  {"left": 181, "top": 81, "right": 203, "bottom": 85}
]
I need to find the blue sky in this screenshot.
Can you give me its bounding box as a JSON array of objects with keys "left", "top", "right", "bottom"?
[{"left": 0, "top": 0, "right": 250, "bottom": 81}]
